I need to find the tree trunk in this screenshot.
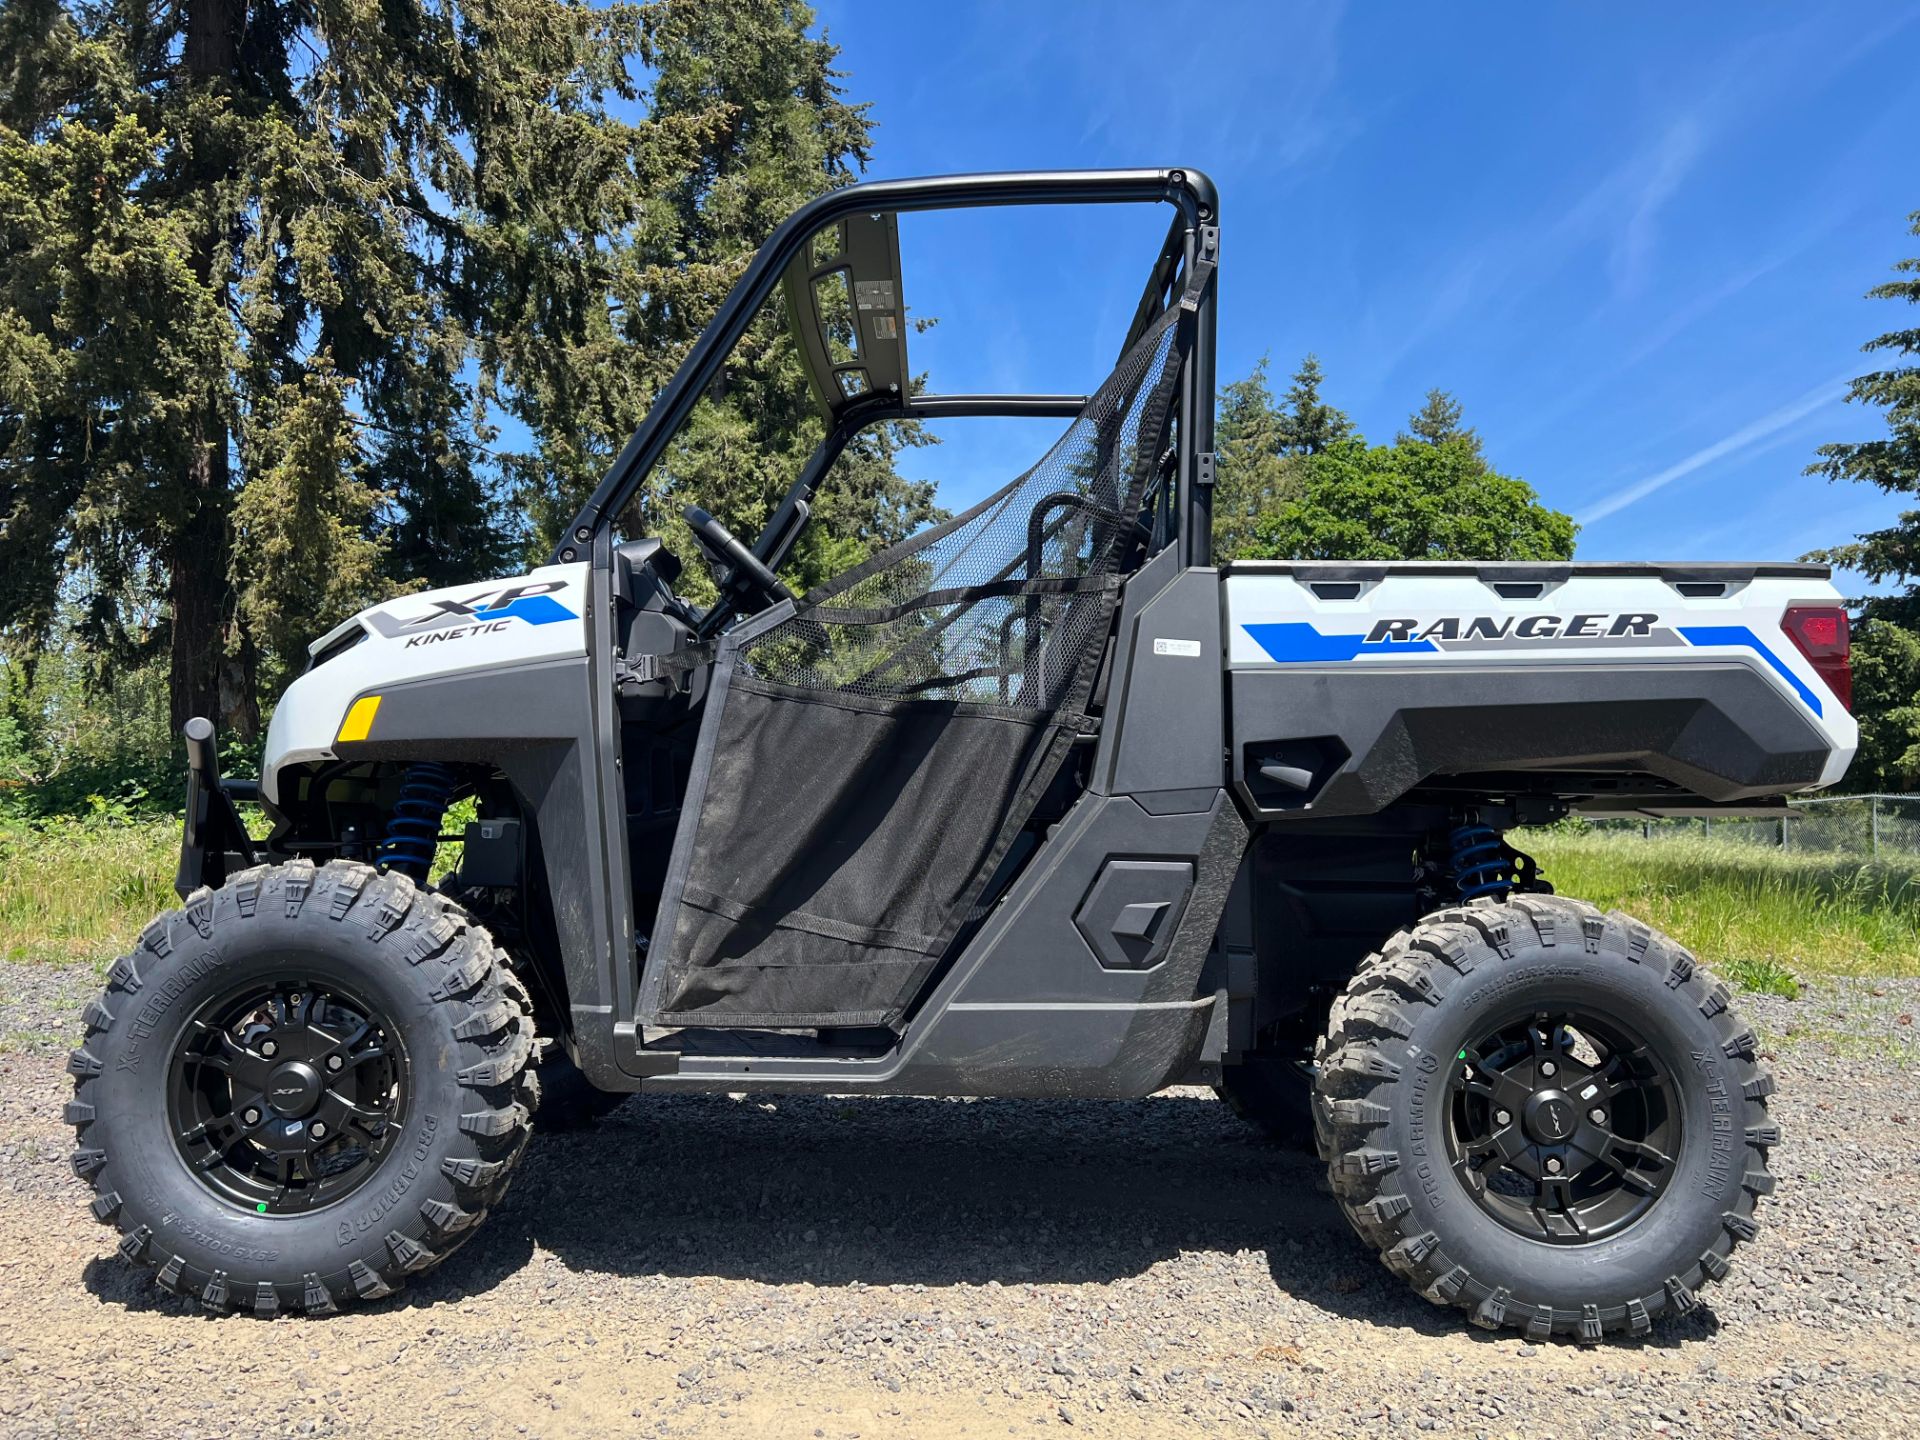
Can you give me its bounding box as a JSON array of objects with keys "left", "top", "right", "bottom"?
[
  {"left": 167, "top": 426, "right": 230, "bottom": 736},
  {"left": 168, "top": 0, "right": 257, "bottom": 741},
  {"left": 167, "top": 417, "right": 259, "bottom": 740}
]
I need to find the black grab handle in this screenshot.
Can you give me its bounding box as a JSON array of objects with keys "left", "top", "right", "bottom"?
[{"left": 183, "top": 715, "right": 220, "bottom": 783}]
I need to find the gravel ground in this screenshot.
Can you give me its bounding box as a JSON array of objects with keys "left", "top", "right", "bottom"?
[{"left": 2, "top": 959, "right": 1917, "bottom": 1439}]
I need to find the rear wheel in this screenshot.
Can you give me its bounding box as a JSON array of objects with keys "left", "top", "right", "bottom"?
[
  {"left": 68, "top": 861, "right": 535, "bottom": 1313},
  {"left": 1313, "top": 895, "right": 1776, "bottom": 1340}
]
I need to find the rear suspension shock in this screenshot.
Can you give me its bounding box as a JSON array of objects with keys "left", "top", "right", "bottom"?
[
  {"left": 377, "top": 762, "right": 458, "bottom": 881},
  {"left": 1441, "top": 816, "right": 1552, "bottom": 904},
  {"left": 1449, "top": 819, "right": 1513, "bottom": 901}
]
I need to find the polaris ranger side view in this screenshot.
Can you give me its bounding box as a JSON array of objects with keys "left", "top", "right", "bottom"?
[{"left": 67, "top": 169, "right": 1855, "bottom": 1337}]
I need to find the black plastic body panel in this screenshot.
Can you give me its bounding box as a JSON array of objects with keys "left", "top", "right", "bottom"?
[
  {"left": 1229, "top": 660, "right": 1835, "bottom": 818},
  {"left": 1073, "top": 859, "right": 1194, "bottom": 970},
  {"left": 332, "top": 578, "right": 637, "bottom": 1085},
  {"left": 1241, "top": 822, "right": 1425, "bottom": 1031},
  {"left": 622, "top": 791, "right": 1247, "bottom": 1097},
  {"left": 1091, "top": 548, "right": 1225, "bottom": 807}
]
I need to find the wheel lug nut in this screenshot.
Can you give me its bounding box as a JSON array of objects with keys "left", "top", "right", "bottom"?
[
  {"left": 310, "top": 1122, "right": 327, "bottom": 1140},
  {"left": 1590, "top": 1107, "right": 1607, "bottom": 1125},
  {"left": 261, "top": 1040, "right": 278, "bottom": 1058},
  {"left": 1544, "top": 1156, "right": 1563, "bottom": 1175},
  {"left": 325, "top": 1055, "right": 344, "bottom": 1072},
  {"left": 242, "top": 1107, "right": 261, "bottom": 1126},
  {"left": 1538, "top": 1060, "right": 1556, "bottom": 1077},
  {"left": 1494, "top": 1109, "right": 1512, "bottom": 1126}
]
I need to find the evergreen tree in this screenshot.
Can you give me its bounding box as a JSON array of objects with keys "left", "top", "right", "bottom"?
[
  {"left": 1277, "top": 353, "right": 1355, "bottom": 455},
  {"left": 1398, "top": 388, "right": 1484, "bottom": 461},
  {"left": 0, "top": 0, "right": 885, "bottom": 740},
  {"left": 1806, "top": 209, "right": 1920, "bottom": 629},
  {"left": 1806, "top": 208, "right": 1920, "bottom": 788},
  {"left": 1212, "top": 357, "right": 1300, "bottom": 560},
  {"left": 1845, "top": 619, "right": 1920, "bottom": 789},
  {"left": 1211, "top": 358, "right": 1564, "bottom": 563}
]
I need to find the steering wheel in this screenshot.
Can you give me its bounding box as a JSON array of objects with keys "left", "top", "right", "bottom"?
[{"left": 682, "top": 505, "right": 795, "bottom": 610}]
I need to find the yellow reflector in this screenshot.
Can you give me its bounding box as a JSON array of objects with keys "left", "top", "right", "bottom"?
[{"left": 337, "top": 695, "right": 382, "bottom": 743}]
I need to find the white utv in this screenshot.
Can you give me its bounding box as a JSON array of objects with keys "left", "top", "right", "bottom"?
[{"left": 67, "top": 169, "right": 1855, "bottom": 1337}]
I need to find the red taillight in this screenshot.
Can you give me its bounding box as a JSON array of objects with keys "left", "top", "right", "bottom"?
[{"left": 1782, "top": 605, "right": 1852, "bottom": 712}]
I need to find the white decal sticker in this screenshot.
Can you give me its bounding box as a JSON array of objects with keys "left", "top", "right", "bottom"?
[{"left": 1153, "top": 637, "right": 1203, "bottom": 658}]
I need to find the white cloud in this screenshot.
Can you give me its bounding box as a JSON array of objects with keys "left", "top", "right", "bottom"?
[
  {"left": 1575, "top": 372, "right": 1853, "bottom": 526},
  {"left": 1607, "top": 118, "right": 1703, "bottom": 297}
]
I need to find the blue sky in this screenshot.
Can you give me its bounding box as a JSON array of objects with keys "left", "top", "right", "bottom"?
[{"left": 811, "top": 0, "right": 1920, "bottom": 590}]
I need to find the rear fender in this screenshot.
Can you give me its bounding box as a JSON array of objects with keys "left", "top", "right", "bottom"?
[{"left": 1222, "top": 565, "right": 1857, "bottom": 814}]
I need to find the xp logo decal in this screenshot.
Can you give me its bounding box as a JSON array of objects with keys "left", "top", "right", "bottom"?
[{"left": 365, "top": 580, "right": 579, "bottom": 647}]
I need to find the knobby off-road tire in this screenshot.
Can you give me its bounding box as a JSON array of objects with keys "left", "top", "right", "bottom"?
[
  {"left": 438, "top": 880, "right": 626, "bottom": 1132},
  {"left": 1312, "top": 894, "right": 1777, "bottom": 1341},
  {"left": 67, "top": 860, "right": 537, "bottom": 1315}
]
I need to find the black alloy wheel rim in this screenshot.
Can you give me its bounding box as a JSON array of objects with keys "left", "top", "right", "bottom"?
[
  {"left": 167, "top": 977, "right": 409, "bottom": 1215},
  {"left": 1444, "top": 1007, "right": 1681, "bottom": 1244}
]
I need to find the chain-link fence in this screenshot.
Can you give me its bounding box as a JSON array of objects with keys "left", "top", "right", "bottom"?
[{"left": 1588, "top": 794, "right": 1920, "bottom": 858}]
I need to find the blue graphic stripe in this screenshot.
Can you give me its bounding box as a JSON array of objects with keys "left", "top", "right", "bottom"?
[
  {"left": 1677, "top": 625, "right": 1821, "bottom": 716},
  {"left": 1243, "top": 622, "right": 1437, "bottom": 663},
  {"left": 476, "top": 594, "right": 578, "bottom": 626}
]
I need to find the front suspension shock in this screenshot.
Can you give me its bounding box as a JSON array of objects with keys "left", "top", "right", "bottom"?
[{"left": 376, "top": 762, "right": 458, "bottom": 881}]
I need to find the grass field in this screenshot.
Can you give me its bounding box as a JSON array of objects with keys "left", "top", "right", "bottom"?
[
  {"left": 4, "top": 817, "right": 1917, "bottom": 997},
  {"left": 1521, "top": 829, "right": 1920, "bottom": 995},
  {"left": 0, "top": 817, "right": 178, "bottom": 969}
]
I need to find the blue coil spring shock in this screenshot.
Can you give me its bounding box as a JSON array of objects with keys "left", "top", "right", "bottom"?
[
  {"left": 377, "top": 762, "right": 458, "bottom": 881},
  {"left": 1450, "top": 821, "right": 1513, "bottom": 901}
]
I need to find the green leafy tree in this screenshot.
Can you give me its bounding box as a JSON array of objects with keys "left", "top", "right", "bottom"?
[
  {"left": 1277, "top": 353, "right": 1355, "bottom": 455},
  {"left": 1254, "top": 437, "right": 1576, "bottom": 562},
  {"left": 0, "top": 0, "right": 893, "bottom": 743},
  {"left": 1212, "top": 357, "right": 1300, "bottom": 560},
  {"left": 1398, "top": 388, "right": 1484, "bottom": 461}
]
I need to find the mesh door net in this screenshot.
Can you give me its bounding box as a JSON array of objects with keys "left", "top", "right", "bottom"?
[{"left": 643, "top": 287, "right": 1198, "bottom": 1030}]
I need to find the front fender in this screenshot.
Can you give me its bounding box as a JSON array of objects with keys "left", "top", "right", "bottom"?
[{"left": 260, "top": 562, "right": 588, "bottom": 803}]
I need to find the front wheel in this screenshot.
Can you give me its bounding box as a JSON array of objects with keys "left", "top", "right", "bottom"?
[
  {"left": 1313, "top": 895, "right": 1776, "bottom": 1340},
  {"left": 67, "top": 861, "right": 536, "bottom": 1314}
]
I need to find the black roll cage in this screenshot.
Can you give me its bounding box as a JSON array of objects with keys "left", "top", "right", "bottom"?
[{"left": 551, "top": 167, "right": 1221, "bottom": 572}]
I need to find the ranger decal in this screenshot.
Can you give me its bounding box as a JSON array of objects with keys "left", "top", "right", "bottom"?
[
  {"left": 1242, "top": 614, "right": 1676, "bottom": 663},
  {"left": 1242, "top": 616, "right": 1822, "bottom": 715}
]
